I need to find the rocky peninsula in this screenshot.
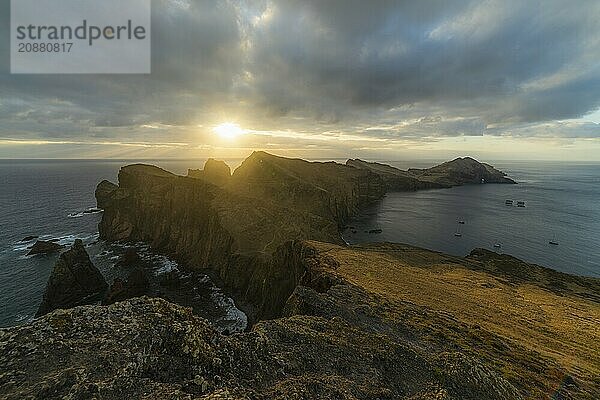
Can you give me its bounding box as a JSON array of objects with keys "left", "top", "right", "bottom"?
[{"left": 1, "top": 153, "right": 598, "bottom": 399}]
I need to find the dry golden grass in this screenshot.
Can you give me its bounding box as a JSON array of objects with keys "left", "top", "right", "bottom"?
[{"left": 306, "top": 241, "right": 600, "bottom": 398}]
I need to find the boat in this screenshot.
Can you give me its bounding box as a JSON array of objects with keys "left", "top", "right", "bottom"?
[
  {"left": 458, "top": 220, "right": 465, "bottom": 225},
  {"left": 549, "top": 240, "right": 559, "bottom": 246},
  {"left": 516, "top": 201, "right": 526, "bottom": 207},
  {"left": 505, "top": 199, "right": 513, "bottom": 206},
  {"left": 493, "top": 243, "right": 502, "bottom": 248},
  {"left": 454, "top": 223, "right": 462, "bottom": 237}
]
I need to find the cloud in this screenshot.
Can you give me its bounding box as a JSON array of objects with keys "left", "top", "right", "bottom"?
[{"left": 0, "top": 0, "right": 598, "bottom": 155}]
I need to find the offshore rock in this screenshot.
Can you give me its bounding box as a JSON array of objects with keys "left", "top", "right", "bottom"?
[
  {"left": 27, "top": 240, "right": 64, "bottom": 256},
  {"left": 35, "top": 240, "right": 108, "bottom": 317}
]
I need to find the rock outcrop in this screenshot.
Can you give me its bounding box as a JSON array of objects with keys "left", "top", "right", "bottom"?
[
  {"left": 95, "top": 179, "right": 118, "bottom": 209},
  {"left": 188, "top": 158, "right": 231, "bottom": 187},
  {"left": 408, "top": 157, "right": 516, "bottom": 186},
  {"left": 3, "top": 242, "right": 598, "bottom": 399},
  {"left": 36, "top": 240, "right": 108, "bottom": 317},
  {"left": 27, "top": 240, "right": 63, "bottom": 256}
]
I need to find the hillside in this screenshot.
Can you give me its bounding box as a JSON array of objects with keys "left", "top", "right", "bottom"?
[
  {"left": 2, "top": 241, "right": 598, "bottom": 399},
  {"left": 408, "top": 157, "right": 516, "bottom": 186}
]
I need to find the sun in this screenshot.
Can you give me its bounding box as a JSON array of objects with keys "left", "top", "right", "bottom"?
[{"left": 213, "top": 122, "right": 244, "bottom": 139}]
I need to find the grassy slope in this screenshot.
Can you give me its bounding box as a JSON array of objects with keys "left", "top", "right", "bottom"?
[{"left": 304, "top": 241, "right": 600, "bottom": 398}]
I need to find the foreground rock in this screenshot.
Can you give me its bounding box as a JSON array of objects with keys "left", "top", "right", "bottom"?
[
  {"left": 36, "top": 240, "right": 108, "bottom": 317},
  {"left": 3, "top": 242, "right": 598, "bottom": 399},
  {"left": 26, "top": 240, "right": 63, "bottom": 256}
]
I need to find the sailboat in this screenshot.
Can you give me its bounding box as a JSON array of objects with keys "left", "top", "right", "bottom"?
[{"left": 549, "top": 234, "right": 559, "bottom": 246}]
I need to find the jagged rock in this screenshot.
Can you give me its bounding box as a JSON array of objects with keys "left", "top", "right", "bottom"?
[
  {"left": 189, "top": 158, "right": 231, "bottom": 186},
  {"left": 102, "top": 268, "right": 149, "bottom": 305},
  {"left": 95, "top": 180, "right": 118, "bottom": 209},
  {"left": 115, "top": 248, "right": 142, "bottom": 268},
  {"left": 27, "top": 240, "right": 64, "bottom": 255},
  {"left": 36, "top": 240, "right": 108, "bottom": 317}
]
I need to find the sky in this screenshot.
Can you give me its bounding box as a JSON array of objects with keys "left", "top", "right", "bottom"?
[{"left": 0, "top": 0, "right": 599, "bottom": 161}]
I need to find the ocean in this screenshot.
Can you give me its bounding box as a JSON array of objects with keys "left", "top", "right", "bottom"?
[
  {"left": 0, "top": 159, "right": 598, "bottom": 328},
  {"left": 343, "top": 160, "right": 600, "bottom": 278},
  {"left": 0, "top": 159, "right": 247, "bottom": 329}
]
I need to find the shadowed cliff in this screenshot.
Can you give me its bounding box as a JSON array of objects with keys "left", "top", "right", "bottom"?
[{"left": 96, "top": 152, "right": 387, "bottom": 318}]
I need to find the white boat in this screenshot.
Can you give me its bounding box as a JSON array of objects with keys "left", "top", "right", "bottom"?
[{"left": 454, "top": 223, "right": 462, "bottom": 237}]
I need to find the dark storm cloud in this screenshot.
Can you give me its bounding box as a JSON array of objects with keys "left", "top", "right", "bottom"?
[
  {"left": 0, "top": 0, "right": 598, "bottom": 143},
  {"left": 247, "top": 0, "right": 600, "bottom": 125}
]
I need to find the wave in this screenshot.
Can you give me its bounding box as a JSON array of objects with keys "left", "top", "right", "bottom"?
[{"left": 67, "top": 207, "right": 103, "bottom": 218}]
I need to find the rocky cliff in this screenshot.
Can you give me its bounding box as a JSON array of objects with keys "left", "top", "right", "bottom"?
[
  {"left": 95, "top": 153, "right": 519, "bottom": 319},
  {"left": 97, "top": 152, "right": 386, "bottom": 319},
  {"left": 36, "top": 240, "right": 108, "bottom": 317},
  {"left": 3, "top": 242, "right": 598, "bottom": 399}
]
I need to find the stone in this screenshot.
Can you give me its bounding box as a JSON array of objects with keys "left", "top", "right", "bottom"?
[
  {"left": 27, "top": 240, "right": 63, "bottom": 255},
  {"left": 35, "top": 239, "right": 108, "bottom": 317}
]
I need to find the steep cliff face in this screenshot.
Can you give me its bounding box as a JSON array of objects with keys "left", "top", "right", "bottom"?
[
  {"left": 97, "top": 152, "right": 386, "bottom": 318},
  {"left": 229, "top": 151, "right": 386, "bottom": 225}
]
